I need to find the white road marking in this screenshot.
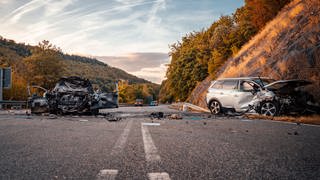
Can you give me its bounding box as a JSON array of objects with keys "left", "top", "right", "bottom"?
[
  {"left": 96, "top": 169, "right": 118, "bottom": 180},
  {"left": 241, "top": 119, "right": 252, "bottom": 122},
  {"left": 141, "top": 123, "right": 161, "bottom": 162},
  {"left": 111, "top": 120, "right": 133, "bottom": 156},
  {"left": 148, "top": 172, "right": 171, "bottom": 180},
  {"left": 96, "top": 121, "right": 133, "bottom": 179},
  {"left": 142, "top": 122, "right": 160, "bottom": 126}
]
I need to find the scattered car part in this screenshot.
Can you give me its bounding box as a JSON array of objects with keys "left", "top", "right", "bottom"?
[
  {"left": 149, "top": 112, "right": 164, "bottom": 119},
  {"left": 169, "top": 113, "right": 183, "bottom": 119}
]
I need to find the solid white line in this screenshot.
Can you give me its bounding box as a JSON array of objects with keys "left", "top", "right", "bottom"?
[
  {"left": 142, "top": 122, "right": 160, "bottom": 126},
  {"left": 111, "top": 120, "right": 133, "bottom": 156},
  {"left": 141, "top": 123, "right": 161, "bottom": 162},
  {"left": 96, "top": 169, "right": 118, "bottom": 180},
  {"left": 148, "top": 172, "right": 171, "bottom": 180}
]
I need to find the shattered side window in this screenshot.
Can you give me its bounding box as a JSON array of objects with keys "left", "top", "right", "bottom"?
[
  {"left": 241, "top": 81, "right": 254, "bottom": 91},
  {"left": 222, "top": 80, "right": 238, "bottom": 90}
]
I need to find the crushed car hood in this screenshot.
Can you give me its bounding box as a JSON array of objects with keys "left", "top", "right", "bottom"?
[
  {"left": 52, "top": 76, "right": 94, "bottom": 93},
  {"left": 264, "top": 79, "right": 311, "bottom": 95}
]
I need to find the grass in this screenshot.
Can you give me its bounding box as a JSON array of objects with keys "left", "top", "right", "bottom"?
[{"left": 244, "top": 114, "right": 320, "bottom": 125}]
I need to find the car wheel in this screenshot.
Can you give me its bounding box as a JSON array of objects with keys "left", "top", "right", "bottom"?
[
  {"left": 259, "top": 101, "right": 278, "bottom": 116},
  {"left": 209, "top": 100, "right": 221, "bottom": 115},
  {"left": 91, "top": 109, "right": 99, "bottom": 115}
]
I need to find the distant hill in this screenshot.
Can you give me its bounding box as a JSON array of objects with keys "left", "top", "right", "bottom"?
[
  {"left": 61, "top": 54, "right": 150, "bottom": 91},
  {"left": 0, "top": 36, "right": 158, "bottom": 100},
  {"left": 189, "top": 0, "right": 320, "bottom": 107}
]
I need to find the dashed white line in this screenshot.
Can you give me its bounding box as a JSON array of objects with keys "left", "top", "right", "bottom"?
[
  {"left": 241, "top": 119, "right": 252, "bottom": 122},
  {"left": 96, "top": 169, "right": 118, "bottom": 180},
  {"left": 111, "top": 120, "right": 133, "bottom": 156},
  {"left": 141, "top": 123, "right": 161, "bottom": 162},
  {"left": 97, "top": 121, "right": 132, "bottom": 179},
  {"left": 148, "top": 172, "right": 171, "bottom": 180},
  {"left": 142, "top": 122, "right": 160, "bottom": 126}
]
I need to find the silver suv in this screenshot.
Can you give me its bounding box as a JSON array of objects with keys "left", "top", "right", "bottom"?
[{"left": 206, "top": 77, "right": 275, "bottom": 115}]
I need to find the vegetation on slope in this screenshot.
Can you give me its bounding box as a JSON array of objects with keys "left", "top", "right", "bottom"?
[
  {"left": 187, "top": 0, "right": 320, "bottom": 108},
  {"left": 160, "top": 0, "right": 291, "bottom": 103},
  {"left": 218, "top": 0, "right": 320, "bottom": 101},
  {"left": 0, "top": 37, "right": 159, "bottom": 103}
]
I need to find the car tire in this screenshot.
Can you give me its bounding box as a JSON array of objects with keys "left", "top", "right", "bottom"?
[
  {"left": 209, "top": 100, "right": 221, "bottom": 115},
  {"left": 91, "top": 109, "right": 99, "bottom": 115},
  {"left": 259, "top": 101, "right": 278, "bottom": 116}
]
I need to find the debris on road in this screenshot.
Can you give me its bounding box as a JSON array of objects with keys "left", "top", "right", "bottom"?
[
  {"left": 149, "top": 112, "right": 164, "bottom": 119},
  {"left": 169, "top": 113, "right": 183, "bottom": 120},
  {"left": 48, "top": 114, "right": 58, "bottom": 119},
  {"left": 100, "top": 113, "right": 121, "bottom": 121}
]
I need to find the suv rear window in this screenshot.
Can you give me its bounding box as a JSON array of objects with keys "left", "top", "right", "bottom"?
[
  {"left": 211, "top": 81, "right": 223, "bottom": 89},
  {"left": 222, "top": 80, "right": 238, "bottom": 90},
  {"left": 211, "top": 80, "right": 238, "bottom": 90}
]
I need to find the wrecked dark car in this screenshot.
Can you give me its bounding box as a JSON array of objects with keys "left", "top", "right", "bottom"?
[{"left": 28, "top": 76, "right": 118, "bottom": 114}]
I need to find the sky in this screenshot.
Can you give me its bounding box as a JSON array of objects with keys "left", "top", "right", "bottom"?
[{"left": 0, "top": 0, "right": 244, "bottom": 84}]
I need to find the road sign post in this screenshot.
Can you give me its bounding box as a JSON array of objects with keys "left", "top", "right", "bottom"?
[
  {"left": 0, "top": 69, "right": 3, "bottom": 109},
  {"left": 0, "top": 67, "right": 12, "bottom": 109}
]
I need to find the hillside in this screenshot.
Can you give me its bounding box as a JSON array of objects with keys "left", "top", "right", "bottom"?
[
  {"left": 189, "top": 0, "right": 320, "bottom": 108},
  {"left": 0, "top": 37, "right": 158, "bottom": 101},
  {"left": 160, "top": 0, "right": 292, "bottom": 103}
]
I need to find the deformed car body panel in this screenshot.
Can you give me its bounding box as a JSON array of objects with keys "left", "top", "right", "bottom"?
[
  {"left": 29, "top": 76, "right": 118, "bottom": 114},
  {"left": 249, "top": 79, "right": 318, "bottom": 115},
  {"left": 264, "top": 80, "right": 312, "bottom": 95}
]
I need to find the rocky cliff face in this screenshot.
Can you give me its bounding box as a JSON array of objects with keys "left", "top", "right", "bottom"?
[{"left": 189, "top": 0, "right": 320, "bottom": 107}]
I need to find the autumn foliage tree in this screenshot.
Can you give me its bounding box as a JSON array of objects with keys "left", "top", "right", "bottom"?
[
  {"left": 245, "top": 0, "right": 292, "bottom": 30},
  {"left": 23, "top": 40, "right": 64, "bottom": 89},
  {"left": 118, "top": 80, "right": 159, "bottom": 104}
]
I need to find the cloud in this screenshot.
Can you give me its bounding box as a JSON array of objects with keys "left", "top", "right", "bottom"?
[
  {"left": 2, "top": 0, "right": 75, "bottom": 25},
  {"left": 0, "top": 0, "right": 12, "bottom": 5},
  {"left": 132, "top": 63, "right": 168, "bottom": 84},
  {"left": 96, "top": 52, "right": 169, "bottom": 83},
  {"left": 96, "top": 52, "right": 169, "bottom": 71},
  {"left": 44, "top": 0, "right": 75, "bottom": 16},
  {"left": 3, "top": 0, "right": 46, "bottom": 24}
]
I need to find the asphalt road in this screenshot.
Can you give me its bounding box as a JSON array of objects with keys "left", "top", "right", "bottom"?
[{"left": 0, "top": 105, "right": 319, "bottom": 180}]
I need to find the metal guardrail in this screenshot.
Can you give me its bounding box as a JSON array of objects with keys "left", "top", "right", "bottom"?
[
  {"left": 0, "top": 100, "right": 28, "bottom": 109},
  {"left": 171, "top": 102, "right": 210, "bottom": 113}
]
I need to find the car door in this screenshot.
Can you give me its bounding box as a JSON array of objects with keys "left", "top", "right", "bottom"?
[
  {"left": 232, "top": 80, "right": 257, "bottom": 112},
  {"left": 218, "top": 80, "right": 239, "bottom": 108}
]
